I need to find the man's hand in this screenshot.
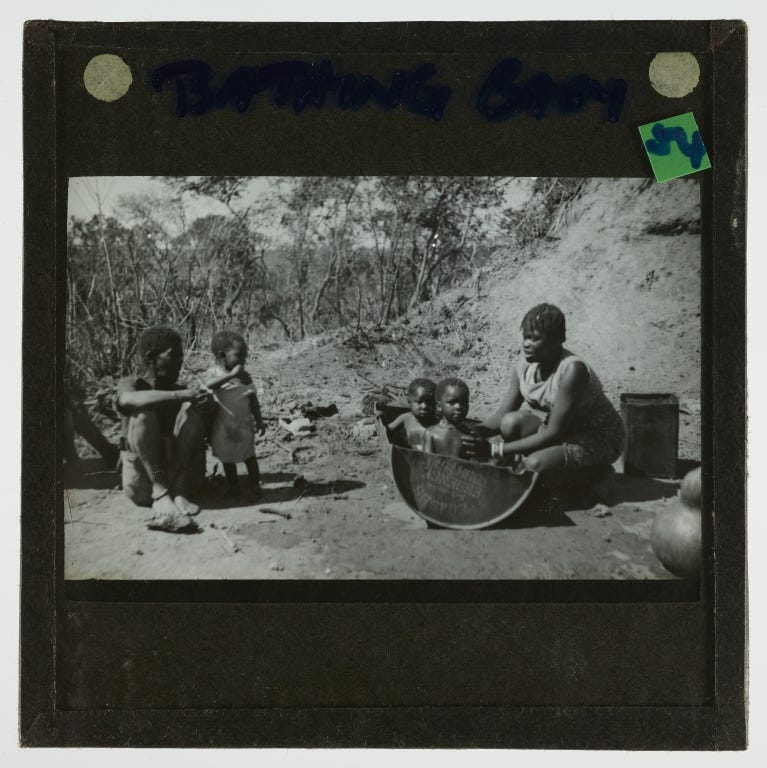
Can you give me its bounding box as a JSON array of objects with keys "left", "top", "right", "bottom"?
[
  {"left": 256, "top": 420, "right": 266, "bottom": 437},
  {"left": 185, "top": 388, "right": 216, "bottom": 414}
]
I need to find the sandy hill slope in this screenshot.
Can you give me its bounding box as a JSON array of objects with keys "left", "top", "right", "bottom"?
[
  {"left": 454, "top": 177, "right": 701, "bottom": 403},
  {"left": 254, "top": 177, "right": 701, "bottom": 460}
]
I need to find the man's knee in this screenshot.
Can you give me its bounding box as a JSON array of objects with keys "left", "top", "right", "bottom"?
[
  {"left": 131, "top": 409, "right": 159, "bottom": 426},
  {"left": 127, "top": 409, "right": 159, "bottom": 435},
  {"left": 125, "top": 410, "right": 161, "bottom": 452}
]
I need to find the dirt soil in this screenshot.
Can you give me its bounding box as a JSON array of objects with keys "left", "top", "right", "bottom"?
[{"left": 65, "top": 178, "right": 701, "bottom": 580}]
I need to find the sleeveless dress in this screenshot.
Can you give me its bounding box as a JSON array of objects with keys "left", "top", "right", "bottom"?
[
  {"left": 516, "top": 350, "right": 626, "bottom": 468},
  {"left": 204, "top": 366, "right": 257, "bottom": 464}
]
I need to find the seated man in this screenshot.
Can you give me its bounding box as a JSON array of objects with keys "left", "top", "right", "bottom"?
[{"left": 116, "top": 326, "right": 213, "bottom": 529}]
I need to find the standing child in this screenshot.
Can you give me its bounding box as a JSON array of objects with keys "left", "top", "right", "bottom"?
[
  {"left": 424, "top": 378, "right": 473, "bottom": 458},
  {"left": 204, "top": 331, "right": 266, "bottom": 498},
  {"left": 386, "top": 378, "right": 437, "bottom": 449}
]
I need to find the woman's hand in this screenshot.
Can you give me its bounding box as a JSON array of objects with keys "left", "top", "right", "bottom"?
[
  {"left": 256, "top": 420, "right": 267, "bottom": 436},
  {"left": 461, "top": 431, "right": 492, "bottom": 460},
  {"left": 471, "top": 423, "right": 496, "bottom": 439}
]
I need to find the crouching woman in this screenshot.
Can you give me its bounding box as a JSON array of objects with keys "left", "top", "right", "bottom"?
[{"left": 464, "top": 304, "right": 625, "bottom": 473}]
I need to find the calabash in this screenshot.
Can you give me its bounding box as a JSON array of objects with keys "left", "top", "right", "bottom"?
[{"left": 680, "top": 466, "right": 702, "bottom": 509}]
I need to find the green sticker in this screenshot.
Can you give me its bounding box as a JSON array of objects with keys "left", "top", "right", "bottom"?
[{"left": 639, "top": 112, "right": 711, "bottom": 182}]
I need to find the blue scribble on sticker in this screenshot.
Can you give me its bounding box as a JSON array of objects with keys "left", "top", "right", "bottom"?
[
  {"left": 638, "top": 112, "right": 711, "bottom": 182},
  {"left": 645, "top": 122, "right": 708, "bottom": 169}
]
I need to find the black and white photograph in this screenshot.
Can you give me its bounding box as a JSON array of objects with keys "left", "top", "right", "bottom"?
[
  {"left": 17, "top": 12, "right": 750, "bottom": 753},
  {"left": 64, "top": 174, "right": 702, "bottom": 580}
]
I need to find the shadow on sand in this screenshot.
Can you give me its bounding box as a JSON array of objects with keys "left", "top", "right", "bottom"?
[
  {"left": 200, "top": 474, "right": 366, "bottom": 510},
  {"left": 64, "top": 458, "right": 119, "bottom": 491},
  {"left": 63, "top": 462, "right": 366, "bottom": 513},
  {"left": 597, "top": 474, "right": 679, "bottom": 505},
  {"left": 490, "top": 469, "right": 680, "bottom": 530}
]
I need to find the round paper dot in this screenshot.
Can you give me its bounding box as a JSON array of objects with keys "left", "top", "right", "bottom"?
[
  {"left": 649, "top": 52, "right": 700, "bottom": 98},
  {"left": 83, "top": 54, "right": 133, "bottom": 102}
]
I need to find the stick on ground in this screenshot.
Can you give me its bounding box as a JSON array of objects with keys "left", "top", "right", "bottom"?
[
  {"left": 217, "top": 527, "right": 241, "bottom": 553},
  {"left": 266, "top": 436, "right": 297, "bottom": 462}
]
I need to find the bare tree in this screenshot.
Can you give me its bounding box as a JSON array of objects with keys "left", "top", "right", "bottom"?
[{"left": 67, "top": 175, "right": 520, "bottom": 388}]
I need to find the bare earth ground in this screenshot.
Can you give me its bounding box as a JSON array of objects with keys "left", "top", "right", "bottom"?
[
  {"left": 65, "top": 179, "right": 701, "bottom": 580},
  {"left": 65, "top": 445, "right": 683, "bottom": 580}
]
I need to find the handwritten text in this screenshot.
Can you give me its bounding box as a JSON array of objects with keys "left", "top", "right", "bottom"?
[
  {"left": 151, "top": 59, "right": 452, "bottom": 121},
  {"left": 644, "top": 122, "right": 708, "bottom": 169}
]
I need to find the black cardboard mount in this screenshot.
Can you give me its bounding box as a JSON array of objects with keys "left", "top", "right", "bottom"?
[{"left": 21, "top": 20, "right": 746, "bottom": 748}]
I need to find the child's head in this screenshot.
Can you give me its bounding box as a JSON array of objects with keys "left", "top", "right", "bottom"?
[
  {"left": 407, "top": 378, "right": 436, "bottom": 423},
  {"left": 211, "top": 330, "right": 248, "bottom": 371},
  {"left": 520, "top": 304, "right": 566, "bottom": 362},
  {"left": 436, "top": 377, "right": 470, "bottom": 425},
  {"left": 137, "top": 326, "right": 183, "bottom": 385}
]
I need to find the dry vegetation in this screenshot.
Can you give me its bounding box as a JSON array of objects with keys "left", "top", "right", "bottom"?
[
  {"left": 67, "top": 175, "right": 557, "bottom": 388},
  {"left": 65, "top": 177, "right": 703, "bottom": 579}
]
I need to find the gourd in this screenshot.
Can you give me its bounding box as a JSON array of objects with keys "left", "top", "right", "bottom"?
[{"left": 650, "top": 467, "right": 702, "bottom": 579}]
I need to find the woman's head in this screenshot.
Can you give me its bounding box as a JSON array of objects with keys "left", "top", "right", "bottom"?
[
  {"left": 520, "top": 304, "right": 566, "bottom": 363},
  {"left": 211, "top": 330, "right": 248, "bottom": 371}
]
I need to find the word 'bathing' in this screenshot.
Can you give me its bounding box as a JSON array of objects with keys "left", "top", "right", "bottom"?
[{"left": 151, "top": 59, "right": 452, "bottom": 121}]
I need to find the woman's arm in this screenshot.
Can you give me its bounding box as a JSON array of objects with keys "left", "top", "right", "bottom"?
[
  {"left": 497, "top": 361, "right": 589, "bottom": 457},
  {"left": 476, "top": 368, "right": 524, "bottom": 437}
]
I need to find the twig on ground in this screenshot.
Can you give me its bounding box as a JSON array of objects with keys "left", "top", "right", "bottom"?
[
  {"left": 259, "top": 507, "right": 292, "bottom": 520},
  {"left": 64, "top": 486, "right": 73, "bottom": 521},
  {"left": 217, "top": 526, "right": 241, "bottom": 553},
  {"left": 355, "top": 372, "right": 404, "bottom": 400},
  {"left": 266, "top": 436, "right": 297, "bottom": 462},
  {"left": 355, "top": 371, "right": 382, "bottom": 388}
]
